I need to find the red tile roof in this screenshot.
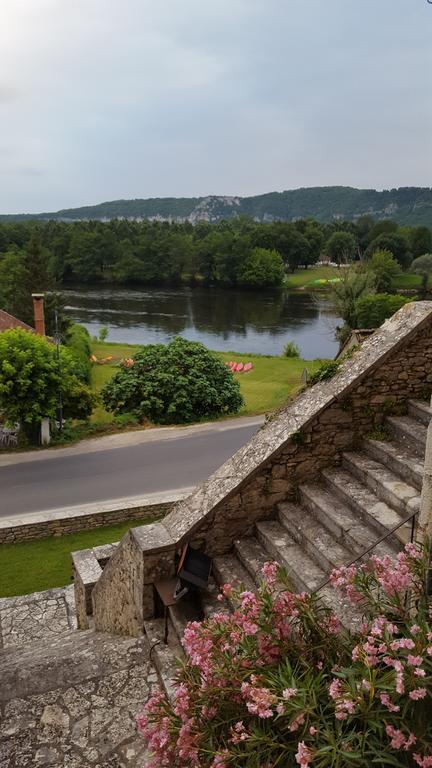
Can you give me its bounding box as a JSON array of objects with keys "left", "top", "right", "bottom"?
[{"left": 0, "top": 310, "right": 34, "bottom": 333}]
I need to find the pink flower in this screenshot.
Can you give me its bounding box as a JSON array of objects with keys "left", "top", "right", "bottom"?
[
  {"left": 229, "top": 721, "right": 250, "bottom": 744},
  {"left": 329, "top": 679, "right": 343, "bottom": 700},
  {"left": 262, "top": 561, "right": 279, "bottom": 586},
  {"left": 386, "top": 725, "right": 407, "bottom": 750},
  {"left": 404, "top": 542, "right": 422, "bottom": 560},
  {"left": 241, "top": 682, "right": 276, "bottom": 718},
  {"left": 295, "top": 741, "right": 313, "bottom": 767},
  {"left": 282, "top": 687, "right": 298, "bottom": 699},
  {"left": 290, "top": 712, "right": 305, "bottom": 732},
  {"left": 409, "top": 688, "right": 427, "bottom": 700},
  {"left": 407, "top": 655, "right": 423, "bottom": 667},
  {"left": 380, "top": 693, "right": 400, "bottom": 712},
  {"left": 414, "top": 755, "right": 432, "bottom": 768},
  {"left": 309, "top": 726, "right": 318, "bottom": 736},
  {"left": 211, "top": 750, "right": 229, "bottom": 767}
]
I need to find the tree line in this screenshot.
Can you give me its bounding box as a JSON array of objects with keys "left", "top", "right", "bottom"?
[{"left": 0, "top": 216, "right": 431, "bottom": 334}]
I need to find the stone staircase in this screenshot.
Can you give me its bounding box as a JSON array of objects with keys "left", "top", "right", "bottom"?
[
  {"left": 0, "top": 589, "right": 155, "bottom": 766},
  {"left": 144, "top": 400, "right": 428, "bottom": 698}
]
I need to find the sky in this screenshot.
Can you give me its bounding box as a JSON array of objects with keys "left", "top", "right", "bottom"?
[{"left": 0, "top": 0, "right": 431, "bottom": 213}]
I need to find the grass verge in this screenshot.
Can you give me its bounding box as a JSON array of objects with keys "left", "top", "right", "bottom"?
[{"left": 0, "top": 515, "right": 159, "bottom": 598}]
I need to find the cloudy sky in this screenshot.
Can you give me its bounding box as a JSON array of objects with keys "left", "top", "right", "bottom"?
[{"left": 1, "top": 0, "right": 431, "bottom": 213}]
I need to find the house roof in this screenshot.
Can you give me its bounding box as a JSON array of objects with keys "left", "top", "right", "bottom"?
[
  {"left": 0, "top": 310, "right": 35, "bottom": 333},
  {"left": 335, "top": 328, "right": 376, "bottom": 359}
]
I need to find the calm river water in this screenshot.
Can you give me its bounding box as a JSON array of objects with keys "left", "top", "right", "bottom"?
[{"left": 63, "top": 286, "right": 341, "bottom": 359}]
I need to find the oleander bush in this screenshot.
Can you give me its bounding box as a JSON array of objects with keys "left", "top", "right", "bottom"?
[{"left": 138, "top": 540, "right": 432, "bottom": 768}]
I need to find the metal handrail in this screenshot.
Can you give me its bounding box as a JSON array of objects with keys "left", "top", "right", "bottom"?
[{"left": 313, "top": 509, "right": 418, "bottom": 595}]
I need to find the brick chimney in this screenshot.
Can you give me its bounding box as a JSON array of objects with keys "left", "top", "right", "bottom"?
[{"left": 32, "top": 293, "right": 46, "bottom": 336}]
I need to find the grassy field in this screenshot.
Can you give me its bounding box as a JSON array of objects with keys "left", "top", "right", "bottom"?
[
  {"left": 391, "top": 273, "right": 423, "bottom": 289},
  {"left": 284, "top": 264, "right": 425, "bottom": 292},
  {"left": 284, "top": 265, "right": 341, "bottom": 289},
  {"left": 90, "top": 341, "right": 323, "bottom": 423},
  {"left": 0, "top": 515, "right": 159, "bottom": 598}
]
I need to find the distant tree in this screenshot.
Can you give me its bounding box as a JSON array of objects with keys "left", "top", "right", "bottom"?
[
  {"left": 0, "top": 329, "right": 95, "bottom": 442},
  {"left": 0, "top": 249, "right": 29, "bottom": 320},
  {"left": 284, "top": 230, "right": 311, "bottom": 271},
  {"left": 355, "top": 215, "right": 375, "bottom": 250},
  {"left": 331, "top": 267, "right": 376, "bottom": 330},
  {"left": 365, "top": 233, "right": 412, "bottom": 270},
  {"left": 0, "top": 233, "right": 68, "bottom": 336},
  {"left": 365, "top": 220, "right": 398, "bottom": 244},
  {"left": 102, "top": 337, "right": 243, "bottom": 424},
  {"left": 325, "top": 231, "right": 357, "bottom": 264},
  {"left": 409, "top": 227, "right": 432, "bottom": 258},
  {"left": 237, "top": 248, "right": 284, "bottom": 287},
  {"left": 366, "top": 249, "right": 400, "bottom": 292},
  {"left": 411, "top": 253, "right": 432, "bottom": 290},
  {"left": 355, "top": 294, "right": 411, "bottom": 329},
  {"left": 67, "top": 230, "right": 105, "bottom": 282},
  {"left": 302, "top": 222, "right": 324, "bottom": 265}
]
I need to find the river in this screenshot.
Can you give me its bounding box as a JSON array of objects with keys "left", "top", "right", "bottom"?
[{"left": 63, "top": 286, "right": 341, "bottom": 359}]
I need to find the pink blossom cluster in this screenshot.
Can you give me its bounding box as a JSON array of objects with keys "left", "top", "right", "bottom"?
[
  {"left": 241, "top": 678, "right": 276, "bottom": 718},
  {"left": 295, "top": 741, "right": 314, "bottom": 767},
  {"left": 137, "top": 547, "right": 431, "bottom": 767}
]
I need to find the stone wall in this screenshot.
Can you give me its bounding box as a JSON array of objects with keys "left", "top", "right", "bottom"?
[
  {"left": 90, "top": 302, "right": 432, "bottom": 635},
  {"left": 0, "top": 491, "right": 188, "bottom": 545}
]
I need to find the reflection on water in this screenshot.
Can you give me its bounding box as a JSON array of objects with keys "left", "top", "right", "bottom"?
[{"left": 63, "top": 286, "right": 341, "bottom": 359}]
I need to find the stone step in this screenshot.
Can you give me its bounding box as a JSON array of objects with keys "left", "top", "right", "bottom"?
[
  {"left": 256, "top": 520, "right": 359, "bottom": 630},
  {"left": 386, "top": 415, "right": 427, "bottom": 456},
  {"left": 168, "top": 595, "right": 202, "bottom": 648},
  {"left": 299, "top": 483, "right": 397, "bottom": 558},
  {"left": 213, "top": 553, "right": 257, "bottom": 593},
  {"left": 256, "top": 520, "right": 326, "bottom": 592},
  {"left": 278, "top": 502, "right": 353, "bottom": 572},
  {"left": 144, "top": 618, "right": 183, "bottom": 701},
  {"left": 234, "top": 536, "right": 272, "bottom": 586},
  {"left": 364, "top": 438, "right": 423, "bottom": 492},
  {"left": 408, "top": 399, "right": 432, "bottom": 426},
  {"left": 342, "top": 451, "right": 420, "bottom": 516},
  {"left": 211, "top": 553, "right": 257, "bottom": 611},
  {"left": 0, "top": 629, "right": 149, "bottom": 704},
  {"left": 200, "top": 577, "right": 226, "bottom": 618},
  {"left": 322, "top": 467, "right": 410, "bottom": 548}
]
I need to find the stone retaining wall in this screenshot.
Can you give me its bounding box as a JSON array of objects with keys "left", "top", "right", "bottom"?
[
  {"left": 90, "top": 303, "right": 432, "bottom": 635},
  {"left": 0, "top": 491, "right": 189, "bottom": 545}
]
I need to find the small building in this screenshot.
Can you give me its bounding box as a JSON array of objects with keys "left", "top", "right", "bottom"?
[
  {"left": 0, "top": 309, "right": 35, "bottom": 334},
  {"left": 335, "top": 328, "right": 376, "bottom": 359},
  {"left": 0, "top": 295, "right": 46, "bottom": 336}
]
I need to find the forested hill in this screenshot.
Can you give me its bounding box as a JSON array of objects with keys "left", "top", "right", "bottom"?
[{"left": 2, "top": 186, "right": 432, "bottom": 226}]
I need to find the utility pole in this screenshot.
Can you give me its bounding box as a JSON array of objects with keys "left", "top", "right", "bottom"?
[
  {"left": 418, "top": 396, "right": 432, "bottom": 594},
  {"left": 54, "top": 309, "right": 63, "bottom": 432}
]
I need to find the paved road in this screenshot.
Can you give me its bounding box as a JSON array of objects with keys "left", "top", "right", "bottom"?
[{"left": 0, "top": 418, "right": 263, "bottom": 518}]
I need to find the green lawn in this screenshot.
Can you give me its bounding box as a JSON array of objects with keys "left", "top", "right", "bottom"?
[
  {"left": 391, "top": 272, "right": 423, "bottom": 290},
  {"left": 0, "top": 515, "right": 159, "bottom": 598},
  {"left": 284, "top": 265, "right": 341, "bottom": 290},
  {"left": 284, "top": 265, "right": 426, "bottom": 293},
  {"left": 91, "top": 341, "right": 323, "bottom": 422}
]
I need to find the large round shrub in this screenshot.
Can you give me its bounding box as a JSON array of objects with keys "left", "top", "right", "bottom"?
[{"left": 101, "top": 337, "right": 244, "bottom": 424}]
